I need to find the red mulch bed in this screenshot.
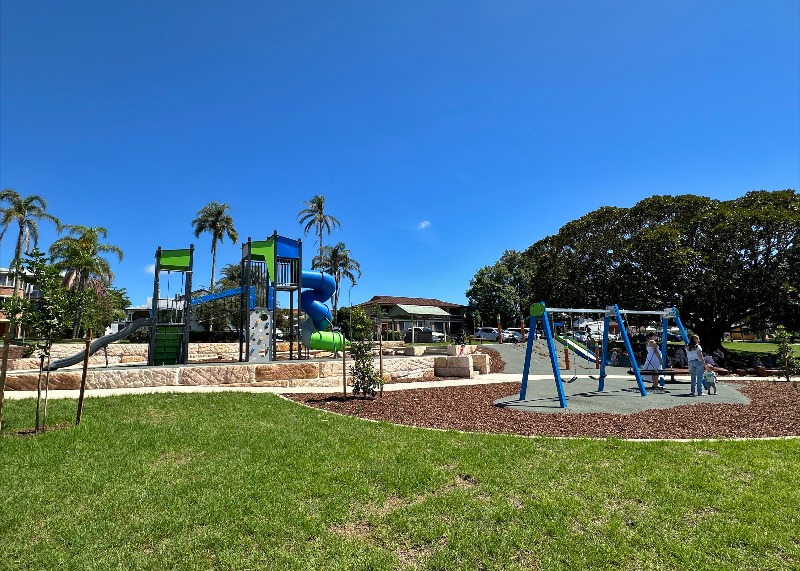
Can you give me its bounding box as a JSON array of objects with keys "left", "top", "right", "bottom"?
[{"left": 284, "top": 381, "right": 800, "bottom": 439}]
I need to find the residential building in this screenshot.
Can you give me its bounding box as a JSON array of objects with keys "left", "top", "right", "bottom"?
[
  {"left": 0, "top": 267, "right": 44, "bottom": 336},
  {"left": 357, "top": 295, "right": 466, "bottom": 338}
]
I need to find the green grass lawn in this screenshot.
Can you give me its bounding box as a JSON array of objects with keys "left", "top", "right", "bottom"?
[
  {"left": 723, "top": 340, "right": 800, "bottom": 358},
  {"left": 1, "top": 394, "right": 798, "bottom": 570}
]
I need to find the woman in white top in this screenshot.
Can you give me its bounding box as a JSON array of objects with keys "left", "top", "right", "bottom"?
[
  {"left": 685, "top": 335, "right": 705, "bottom": 396},
  {"left": 643, "top": 332, "right": 662, "bottom": 389}
]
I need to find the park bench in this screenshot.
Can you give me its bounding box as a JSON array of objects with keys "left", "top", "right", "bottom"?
[{"left": 632, "top": 368, "right": 689, "bottom": 383}]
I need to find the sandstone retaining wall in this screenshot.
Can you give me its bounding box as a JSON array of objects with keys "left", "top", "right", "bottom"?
[
  {"left": 4, "top": 340, "right": 491, "bottom": 391},
  {"left": 3, "top": 355, "right": 440, "bottom": 391}
]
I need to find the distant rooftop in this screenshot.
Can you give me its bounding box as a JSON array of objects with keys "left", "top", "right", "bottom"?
[{"left": 359, "top": 295, "right": 463, "bottom": 308}]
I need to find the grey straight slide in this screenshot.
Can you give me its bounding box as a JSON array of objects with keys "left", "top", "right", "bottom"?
[{"left": 46, "top": 317, "right": 153, "bottom": 371}]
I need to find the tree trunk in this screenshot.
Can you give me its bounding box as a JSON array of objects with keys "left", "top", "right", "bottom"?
[
  {"left": 12, "top": 232, "right": 23, "bottom": 338},
  {"left": 692, "top": 321, "right": 728, "bottom": 352},
  {"left": 35, "top": 354, "right": 43, "bottom": 433},
  {"left": 209, "top": 243, "right": 217, "bottom": 332},
  {"left": 43, "top": 351, "right": 52, "bottom": 432},
  {"left": 331, "top": 280, "right": 340, "bottom": 326},
  {"left": 72, "top": 308, "right": 83, "bottom": 339},
  {"left": 0, "top": 326, "right": 13, "bottom": 432},
  {"left": 72, "top": 275, "right": 87, "bottom": 338},
  {"left": 210, "top": 241, "right": 217, "bottom": 291},
  {"left": 76, "top": 328, "right": 92, "bottom": 425}
]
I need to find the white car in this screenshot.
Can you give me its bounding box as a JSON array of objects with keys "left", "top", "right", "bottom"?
[
  {"left": 506, "top": 327, "right": 538, "bottom": 342},
  {"left": 404, "top": 327, "right": 445, "bottom": 342},
  {"left": 474, "top": 327, "right": 516, "bottom": 342}
]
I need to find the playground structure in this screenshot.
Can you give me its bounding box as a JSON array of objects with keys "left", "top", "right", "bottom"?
[
  {"left": 48, "top": 232, "right": 345, "bottom": 370},
  {"left": 520, "top": 302, "right": 689, "bottom": 408},
  {"left": 237, "top": 232, "right": 344, "bottom": 361},
  {"left": 149, "top": 246, "right": 194, "bottom": 365}
]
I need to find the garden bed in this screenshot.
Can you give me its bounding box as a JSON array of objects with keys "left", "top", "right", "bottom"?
[{"left": 285, "top": 380, "right": 800, "bottom": 440}]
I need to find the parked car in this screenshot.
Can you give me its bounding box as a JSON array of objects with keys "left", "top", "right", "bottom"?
[
  {"left": 505, "top": 330, "right": 523, "bottom": 343},
  {"left": 404, "top": 327, "right": 445, "bottom": 343},
  {"left": 505, "top": 327, "right": 530, "bottom": 341},
  {"left": 474, "top": 327, "right": 516, "bottom": 342},
  {"left": 505, "top": 327, "right": 537, "bottom": 342}
]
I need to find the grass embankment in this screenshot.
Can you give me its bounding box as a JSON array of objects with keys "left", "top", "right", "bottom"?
[
  {"left": 723, "top": 341, "right": 800, "bottom": 358},
  {"left": 1, "top": 394, "right": 798, "bottom": 570}
]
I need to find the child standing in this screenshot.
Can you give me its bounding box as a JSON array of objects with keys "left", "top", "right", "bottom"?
[{"left": 703, "top": 363, "right": 718, "bottom": 395}]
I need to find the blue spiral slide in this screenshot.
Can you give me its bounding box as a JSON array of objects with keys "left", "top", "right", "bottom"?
[{"left": 299, "top": 270, "right": 346, "bottom": 351}]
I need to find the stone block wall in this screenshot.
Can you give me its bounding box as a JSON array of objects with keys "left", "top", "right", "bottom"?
[
  {"left": 471, "top": 353, "right": 489, "bottom": 374},
  {"left": 446, "top": 345, "right": 477, "bottom": 356},
  {"left": 3, "top": 355, "right": 438, "bottom": 391},
  {"left": 434, "top": 355, "right": 476, "bottom": 379}
]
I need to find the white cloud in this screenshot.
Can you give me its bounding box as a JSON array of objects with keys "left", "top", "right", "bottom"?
[
  {"left": 144, "top": 263, "right": 155, "bottom": 275},
  {"left": 417, "top": 220, "right": 431, "bottom": 230}
]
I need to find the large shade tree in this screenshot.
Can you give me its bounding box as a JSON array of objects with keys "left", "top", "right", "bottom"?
[
  {"left": 297, "top": 195, "right": 341, "bottom": 261},
  {"left": 312, "top": 242, "right": 361, "bottom": 322},
  {"left": 191, "top": 202, "right": 238, "bottom": 291},
  {"left": 465, "top": 258, "right": 523, "bottom": 328},
  {"left": 49, "top": 225, "right": 124, "bottom": 337},
  {"left": 468, "top": 190, "right": 800, "bottom": 349}
]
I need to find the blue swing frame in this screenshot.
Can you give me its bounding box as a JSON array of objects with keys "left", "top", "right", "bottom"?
[{"left": 520, "top": 302, "right": 690, "bottom": 409}]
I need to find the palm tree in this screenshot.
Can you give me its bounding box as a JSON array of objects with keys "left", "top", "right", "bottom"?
[
  {"left": 312, "top": 242, "right": 361, "bottom": 322},
  {"left": 49, "top": 225, "right": 123, "bottom": 290},
  {"left": 0, "top": 189, "right": 61, "bottom": 279},
  {"left": 191, "top": 202, "right": 239, "bottom": 291},
  {"left": 216, "top": 263, "right": 242, "bottom": 290},
  {"left": 297, "top": 195, "right": 341, "bottom": 261},
  {"left": 49, "top": 225, "right": 124, "bottom": 337}
]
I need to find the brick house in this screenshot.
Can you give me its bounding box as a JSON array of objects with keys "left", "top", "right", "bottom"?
[{"left": 0, "top": 267, "right": 44, "bottom": 336}]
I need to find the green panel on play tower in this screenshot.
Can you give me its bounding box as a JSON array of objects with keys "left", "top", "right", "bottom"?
[
  {"left": 159, "top": 249, "right": 192, "bottom": 271},
  {"left": 153, "top": 325, "right": 183, "bottom": 365},
  {"left": 249, "top": 240, "right": 275, "bottom": 283}
]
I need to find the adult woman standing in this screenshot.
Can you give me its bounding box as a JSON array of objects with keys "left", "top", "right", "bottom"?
[{"left": 686, "top": 335, "right": 705, "bottom": 396}]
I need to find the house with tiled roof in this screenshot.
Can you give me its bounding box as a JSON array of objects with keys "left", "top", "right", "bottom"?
[{"left": 357, "top": 295, "right": 466, "bottom": 338}]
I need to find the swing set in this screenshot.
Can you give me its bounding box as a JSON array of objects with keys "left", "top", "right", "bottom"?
[{"left": 520, "top": 301, "right": 690, "bottom": 408}]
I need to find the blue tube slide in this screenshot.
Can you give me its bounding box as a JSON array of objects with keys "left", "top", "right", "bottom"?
[{"left": 299, "top": 270, "right": 345, "bottom": 351}]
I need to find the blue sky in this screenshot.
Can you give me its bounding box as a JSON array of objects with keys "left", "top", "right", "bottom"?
[{"left": 1, "top": 0, "right": 798, "bottom": 309}]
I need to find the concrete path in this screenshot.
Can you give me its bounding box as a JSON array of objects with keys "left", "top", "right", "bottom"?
[{"left": 2, "top": 373, "right": 520, "bottom": 400}]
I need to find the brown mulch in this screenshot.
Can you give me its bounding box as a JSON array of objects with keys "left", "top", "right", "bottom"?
[
  {"left": 474, "top": 346, "right": 506, "bottom": 373},
  {"left": 284, "top": 381, "right": 800, "bottom": 439}
]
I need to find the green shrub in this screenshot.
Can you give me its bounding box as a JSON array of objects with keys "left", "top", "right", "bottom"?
[
  {"left": 349, "top": 338, "right": 382, "bottom": 398},
  {"left": 189, "top": 330, "right": 241, "bottom": 343},
  {"left": 382, "top": 330, "right": 401, "bottom": 341},
  {"left": 774, "top": 327, "right": 800, "bottom": 381},
  {"left": 127, "top": 329, "right": 150, "bottom": 343}
]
